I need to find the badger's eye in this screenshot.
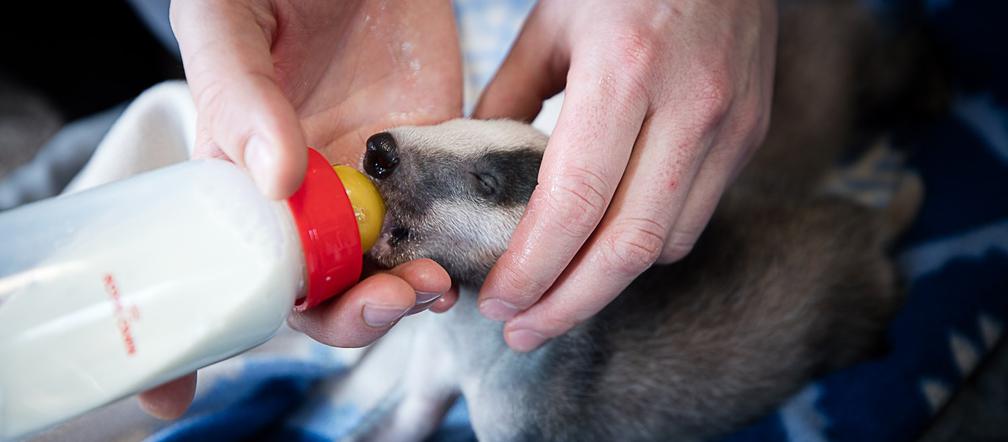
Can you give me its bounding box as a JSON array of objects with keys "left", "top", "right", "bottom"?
[{"left": 469, "top": 172, "right": 499, "bottom": 198}]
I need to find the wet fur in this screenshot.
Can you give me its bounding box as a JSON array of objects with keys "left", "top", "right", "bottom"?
[{"left": 362, "top": 1, "right": 934, "bottom": 440}]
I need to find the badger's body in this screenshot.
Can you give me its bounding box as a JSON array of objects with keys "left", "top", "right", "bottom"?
[{"left": 352, "top": 1, "right": 933, "bottom": 440}]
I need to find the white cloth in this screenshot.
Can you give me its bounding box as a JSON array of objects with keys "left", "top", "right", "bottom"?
[{"left": 64, "top": 81, "right": 196, "bottom": 193}]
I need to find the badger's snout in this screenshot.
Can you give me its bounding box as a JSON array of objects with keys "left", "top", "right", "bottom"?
[{"left": 364, "top": 132, "right": 399, "bottom": 179}]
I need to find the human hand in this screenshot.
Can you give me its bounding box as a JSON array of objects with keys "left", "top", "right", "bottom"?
[
  {"left": 474, "top": 0, "right": 777, "bottom": 351},
  {"left": 172, "top": 0, "right": 462, "bottom": 196},
  {"left": 138, "top": 0, "right": 463, "bottom": 419}
]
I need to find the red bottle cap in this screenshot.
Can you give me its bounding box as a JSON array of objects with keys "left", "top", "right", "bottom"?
[{"left": 287, "top": 148, "right": 363, "bottom": 311}]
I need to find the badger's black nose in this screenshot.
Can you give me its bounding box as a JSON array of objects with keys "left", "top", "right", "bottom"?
[{"left": 364, "top": 132, "right": 399, "bottom": 179}]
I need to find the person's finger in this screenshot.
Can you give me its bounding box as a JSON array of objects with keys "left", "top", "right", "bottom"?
[
  {"left": 661, "top": 40, "right": 775, "bottom": 262},
  {"left": 429, "top": 285, "right": 460, "bottom": 314},
  {"left": 477, "top": 56, "right": 649, "bottom": 322},
  {"left": 287, "top": 259, "right": 451, "bottom": 346},
  {"left": 472, "top": 3, "right": 567, "bottom": 121},
  {"left": 170, "top": 0, "right": 306, "bottom": 198},
  {"left": 288, "top": 273, "right": 416, "bottom": 347},
  {"left": 386, "top": 258, "right": 453, "bottom": 314},
  {"left": 138, "top": 373, "right": 197, "bottom": 420},
  {"left": 501, "top": 111, "right": 716, "bottom": 351},
  {"left": 659, "top": 134, "right": 753, "bottom": 263},
  {"left": 191, "top": 122, "right": 228, "bottom": 160}
]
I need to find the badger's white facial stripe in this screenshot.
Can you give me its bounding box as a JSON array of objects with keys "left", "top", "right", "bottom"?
[
  {"left": 425, "top": 199, "right": 523, "bottom": 254},
  {"left": 368, "top": 199, "right": 523, "bottom": 284},
  {"left": 389, "top": 119, "right": 548, "bottom": 158}
]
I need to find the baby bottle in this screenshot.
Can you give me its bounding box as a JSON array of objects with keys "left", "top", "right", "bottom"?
[{"left": 0, "top": 148, "right": 384, "bottom": 439}]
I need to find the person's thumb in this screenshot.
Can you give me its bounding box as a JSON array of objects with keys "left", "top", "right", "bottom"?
[
  {"left": 473, "top": 4, "right": 567, "bottom": 121},
  {"left": 171, "top": 0, "right": 306, "bottom": 199}
]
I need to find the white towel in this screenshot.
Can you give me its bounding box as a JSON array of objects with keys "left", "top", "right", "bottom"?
[{"left": 64, "top": 81, "right": 197, "bottom": 194}]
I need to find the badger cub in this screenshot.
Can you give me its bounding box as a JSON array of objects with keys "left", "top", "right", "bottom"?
[
  {"left": 359, "top": 119, "right": 914, "bottom": 442},
  {"left": 354, "top": 1, "right": 927, "bottom": 440}
]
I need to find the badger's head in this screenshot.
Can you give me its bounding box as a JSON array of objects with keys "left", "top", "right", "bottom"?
[{"left": 362, "top": 119, "right": 547, "bottom": 286}]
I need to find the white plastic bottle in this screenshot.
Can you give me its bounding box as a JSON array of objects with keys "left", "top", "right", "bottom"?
[{"left": 0, "top": 148, "right": 384, "bottom": 440}]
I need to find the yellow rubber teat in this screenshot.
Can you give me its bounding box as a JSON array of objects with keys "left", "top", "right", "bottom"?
[{"left": 332, "top": 165, "right": 386, "bottom": 253}]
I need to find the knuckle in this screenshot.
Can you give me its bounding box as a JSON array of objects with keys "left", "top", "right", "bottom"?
[
  {"left": 544, "top": 166, "right": 612, "bottom": 239},
  {"left": 688, "top": 68, "right": 735, "bottom": 129},
  {"left": 603, "top": 29, "right": 660, "bottom": 102},
  {"left": 659, "top": 228, "right": 701, "bottom": 263},
  {"left": 496, "top": 262, "right": 552, "bottom": 304},
  {"left": 693, "top": 75, "right": 733, "bottom": 121},
  {"left": 192, "top": 80, "right": 254, "bottom": 153},
  {"left": 603, "top": 218, "right": 666, "bottom": 277},
  {"left": 193, "top": 79, "right": 227, "bottom": 120},
  {"left": 611, "top": 29, "right": 660, "bottom": 77}
]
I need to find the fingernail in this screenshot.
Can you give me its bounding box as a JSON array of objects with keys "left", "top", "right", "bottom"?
[
  {"left": 479, "top": 298, "right": 520, "bottom": 321},
  {"left": 362, "top": 304, "right": 409, "bottom": 328},
  {"left": 416, "top": 291, "right": 442, "bottom": 304},
  {"left": 244, "top": 135, "right": 276, "bottom": 196},
  {"left": 507, "top": 329, "right": 546, "bottom": 352},
  {"left": 406, "top": 293, "right": 442, "bottom": 316}
]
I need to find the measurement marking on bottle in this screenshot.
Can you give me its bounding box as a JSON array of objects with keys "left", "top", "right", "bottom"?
[{"left": 102, "top": 274, "right": 139, "bottom": 356}]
